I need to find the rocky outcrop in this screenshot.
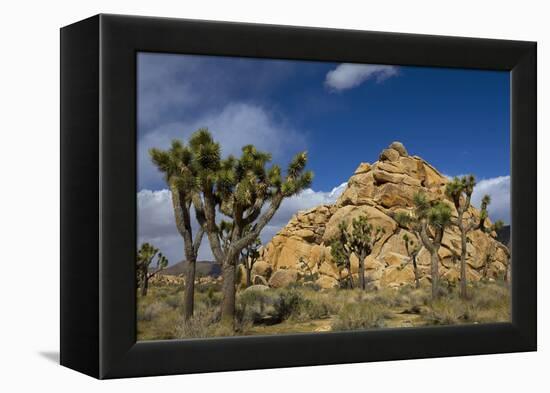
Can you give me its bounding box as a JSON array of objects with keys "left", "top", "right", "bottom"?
[{"left": 256, "top": 142, "right": 509, "bottom": 289}]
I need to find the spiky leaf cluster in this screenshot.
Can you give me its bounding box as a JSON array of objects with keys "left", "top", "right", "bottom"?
[
  {"left": 347, "top": 216, "right": 385, "bottom": 257},
  {"left": 330, "top": 217, "right": 384, "bottom": 271},
  {"left": 413, "top": 192, "right": 452, "bottom": 228},
  {"left": 445, "top": 175, "right": 476, "bottom": 207},
  {"left": 187, "top": 129, "right": 313, "bottom": 216},
  {"left": 137, "top": 242, "right": 168, "bottom": 275},
  {"left": 150, "top": 139, "right": 197, "bottom": 198},
  {"left": 330, "top": 221, "right": 352, "bottom": 271}
]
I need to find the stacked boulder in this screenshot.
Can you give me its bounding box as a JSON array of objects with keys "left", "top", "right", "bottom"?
[{"left": 252, "top": 142, "right": 509, "bottom": 289}]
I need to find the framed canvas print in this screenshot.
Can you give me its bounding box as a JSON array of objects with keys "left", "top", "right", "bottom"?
[{"left": 60, "top": 14, "right": 536, "bottom": 379}]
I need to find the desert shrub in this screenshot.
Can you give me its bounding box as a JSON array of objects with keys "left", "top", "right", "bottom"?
[
  {"left": 164, "top": 294, "right": 182, "bottom": 309},
  {"left": 427, "top": 297, "right": 479, "bottom": 325},
  {"left": 177, "top": 309, "right": 219, "bottom": 338},
  {"left": 195, "top": 280, "right": 222, "bottom": 293},
  {"left": 332, "top": 302, "right": 388, "bottom": 331},
  {"left": 468, "top": 282, "right": 510, "bottom": 323},
  {"left": 408, "top": 288, "right": 430, "bottom": 306},
  {"left": 299, "top": 298, "right": 331, "bottom": 320},
  {"left": 138, "top": 302, "right": 171, "bottom": 322},
  {"left": 237, "top": 289, "right": 277, "bottom": 323},
  {"left": 273, "top": 289, "right": 307, "bottom": 321}
]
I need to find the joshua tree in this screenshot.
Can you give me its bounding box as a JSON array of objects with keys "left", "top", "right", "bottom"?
[
  {"left": 446, "top": 177, "right": 505, "bottom": 298},
  {"left": 221, "top": 221, "right": 262, "bottom": 287},
  {"left": 330, "top": 217, "right": 384, "bottom": 290},
  {"left": 188, "top": 129, "right": 313, "bottom": 326},
  {"left": 347, "top": 216, "right": 385, "bottom": 290},
  {"left": 150, "top": 140, "right": 205, "bottom": 320},
  {"left": 445, "top": 175, "right": 478, "bottom": 299},
  {"left": 403, "top": 233, "right": 422, "bottom": 288},
  {"left": 411, "top": 193, "right": 453, "bottom": 299},
  {"left": 477, "top": 195, "right": 505, "bottom": 234},
  {"left": 330, "top": 222, "right": 354, "bottom": 288},
  {"left": 298, "top": 256, "right": 320, "bottom": 283},
  {"left": 241, "top": 236, "right": 261, "bottom": 287},
  {"left": 137, "top": 243, "right": 168, "bottom": 296},
  {"left": 395, "top": 212, "right": 423, "bottom": 289}
]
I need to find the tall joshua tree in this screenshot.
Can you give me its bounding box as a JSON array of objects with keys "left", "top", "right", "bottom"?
[
  {"left": 137, "top": 242, "right": 168, "bottom": 296},
  {"left": 445, "top": 175, "right": 477, "bottom": 299},
  {"left": 446, "top": 177, "right": 503, "bottom": 298},
  {"left": 412, "top": 193, "right": 452, "bottom": 299},
  {"left": 150, "top": 141, "right": 205, "bottom": 320},
  {"left": 394, "top": 212, "right": 423, "bottom": 289},
  {"left": 188, "top": 129, "right": 313, "bottom": 326}
]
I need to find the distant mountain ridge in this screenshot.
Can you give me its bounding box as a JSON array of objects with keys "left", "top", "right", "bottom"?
[{"left": 159, "top": 261, "right": 221, "bottom": 277}]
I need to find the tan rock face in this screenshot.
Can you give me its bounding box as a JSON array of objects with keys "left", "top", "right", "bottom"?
[
  {"left": 268, "top": 269, "right": 299, "bottom": 288},
  {"left": 255, "top": 142, "right": 509, "bottom": 288}
]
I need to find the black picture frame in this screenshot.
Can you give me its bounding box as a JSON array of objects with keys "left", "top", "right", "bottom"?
[{"left": 60, "top": 14, "right": 537, "bottom": 379}]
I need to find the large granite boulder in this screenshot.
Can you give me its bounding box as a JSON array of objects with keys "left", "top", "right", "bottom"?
[{"left": 254, "top": 142, "right": 509, "bottom": 289}]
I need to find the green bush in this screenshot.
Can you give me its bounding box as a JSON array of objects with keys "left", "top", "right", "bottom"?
[{"left": 273, "top": 289, "right": 306, "bottom": 321}]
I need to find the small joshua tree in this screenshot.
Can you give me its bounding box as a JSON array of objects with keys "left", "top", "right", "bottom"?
[
  {"left": 137, "top": 243, "right": 168, "bottom": 296},
  {"left": 412, "top": 193, "right": 453, "bottom": 299},
  {"left": 403, "top": 232, "right": 422, "bottom": 288},
  {"left": 241, "top": 236, "right": 261, "bottom": 287},
  {"left": 150, "top": 140, "right": 205, "bottom": 320},
  {"left": 347, "top": 216, "right": 385, "bottom": 290},
  {"left": 330, "top": 221, "right": 354, "bottom": 288},
  {"left": 221, "top": 221, "right": 262, "bottom": 287},
  {"left": 330, "top": 217, "right": 384, "bottom": 290},
  {"left": 299, "top": 256, "right": 320, "bottom": 283},
  {"left": 189, "top": 129, "right": 313, "bottom": 326}
]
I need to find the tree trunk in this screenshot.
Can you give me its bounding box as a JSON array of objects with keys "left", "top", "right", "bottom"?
[
  {"left": 140, "top": 276, "right": 148, "bottom": 297},
  {"left": 459, "top": 227, "right": 468, "bottom": 299},
  {"left": 183, "top": 258, "right": 196, "bottom": 320},
  {"left": 359, "top": 253, "right": 366, "bottom": 290},
  {"left": 221, "top": 260, "right": 237, "bottom": 327},
  {"left": 412, "top": 255, "right": 420, "bottom": 289},
  {"left": 430, "top": 250, "right": 439, "bottom": 300},
  {"left": 245, "top": 266, "right": 252, "bottom": 287},
  {"left": 505, "top": 257, "right": 510, "bottom": 283}
]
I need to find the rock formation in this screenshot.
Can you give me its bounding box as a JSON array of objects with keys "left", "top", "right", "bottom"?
[{"left": 253, "top": 142, "right": 509, "bottom": 289}]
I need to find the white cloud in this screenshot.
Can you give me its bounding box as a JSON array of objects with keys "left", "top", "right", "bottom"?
[
  {"left": 471, "top": 176, "right": 510, "bottom": 224},
  {"left": 137, "top": 189, "right": 214, "bottom": 263},
  {"left": 139, "top": 102, "right": 307, "bottom": 189},
  {"left": 443, "top": 174, "right": 510, "bottom": 224},
  {"left": 325, "top": 64, "right": 399, "bottom": 91},
  {"left": 137, "top": 183, "right": 347, "bottom": 264}
]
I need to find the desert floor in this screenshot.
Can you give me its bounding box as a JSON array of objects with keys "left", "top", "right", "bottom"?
[{"left": 137, "top": 280, "right": 510, "bottom": 341}]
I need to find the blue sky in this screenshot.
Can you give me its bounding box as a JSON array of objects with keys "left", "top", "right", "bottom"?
[{"left": 137, "top": 52, "right": 510, "bottom": 263}]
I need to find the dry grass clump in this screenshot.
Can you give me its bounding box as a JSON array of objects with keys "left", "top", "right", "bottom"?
[
  {"left": 331, "top": 301, "right": 389, "bottom": 331},
  {"left": 138, "top": 302, "right": 172, "bottom": 322},
  {"left": 426, "top": 281, "right": 510, "bottom": 325}
]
